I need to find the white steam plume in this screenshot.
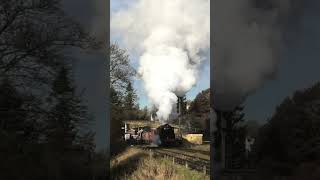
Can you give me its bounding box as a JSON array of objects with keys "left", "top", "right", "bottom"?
[{"left": 111, "top": 0, "right": 210, "bottom": 123}]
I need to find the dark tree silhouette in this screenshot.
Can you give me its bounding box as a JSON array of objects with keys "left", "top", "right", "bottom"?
[
  {"left": 43, "top": 66, "right": 95, "bottom": 180},
  {"left": 0, "top": 1, "right": 106, "bottom": 179},
  {"left": 0, "top": 0, "right": 98, "bottom": 90},
  {"left": 256, "top": 82, "right": 320, "bottom": 179},
  {"left": 185, "top": 89, "right": 210, "bottom": 135},
  {"left": 189, "top": 89, "right": 210, "bottom": 114}
]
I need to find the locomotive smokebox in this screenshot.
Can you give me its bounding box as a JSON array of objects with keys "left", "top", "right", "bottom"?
[{"left": 157, "top": 124, "right": 175, "bottom": 146}]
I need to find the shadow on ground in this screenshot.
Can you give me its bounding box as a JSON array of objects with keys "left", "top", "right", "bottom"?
[{"left": 110, "top": 150, "right": 148, "bottom": 180}]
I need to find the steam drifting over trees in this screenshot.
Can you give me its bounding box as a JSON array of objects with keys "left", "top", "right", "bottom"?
[{"left": 111, "top": 0, "right": 210, "bottom": 122}]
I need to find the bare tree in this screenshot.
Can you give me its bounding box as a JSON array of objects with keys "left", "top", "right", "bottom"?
[
  {"left": 0, "top": 0, "right": 98, "bottom": 89},
  {"left": 109, "top": 43, "right": 136, "bottom": 155},
  {"left": 0, "top": 1, "right": 105, "bottom": 179},
  {"left": 110, "top": 43, "right": 135, "bottom": 93}
]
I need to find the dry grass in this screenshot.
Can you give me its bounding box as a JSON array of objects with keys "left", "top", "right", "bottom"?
[
  {"left": 110, "top": 147, "right": 210, "bottom": 180},
  {"left": 189, "top": 144, "right": 210, "bottom": 152},
  {"left": 129, "top": 156, "right": 210, "bottom": 180},
  {"left": 111, "top": 148, "right": 143, "bottom": 167},
  {"left": 110, "top": 147, "right": 148, "bottom": 180}
]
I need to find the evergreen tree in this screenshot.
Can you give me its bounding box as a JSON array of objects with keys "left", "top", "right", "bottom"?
[
  {"left": 47, "top": 67, "right": 77, "bottom": 149},
  {"left": 123, "top": 81, "right": 138, "bottom": 120},
  {"left": 124, "top": 81, "right": 137, "bottom": 110},
  {"left": 45, "top": 66, "right": 95, "bottom": 179}
]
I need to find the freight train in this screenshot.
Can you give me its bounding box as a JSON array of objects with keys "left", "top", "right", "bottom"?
[{"left": 125, "top": 123, "right": 176, "bottom": 146}]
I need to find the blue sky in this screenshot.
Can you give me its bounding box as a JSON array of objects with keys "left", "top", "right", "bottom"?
[{"left": 111, "top": 0, "right": 210, "bottom": 108}]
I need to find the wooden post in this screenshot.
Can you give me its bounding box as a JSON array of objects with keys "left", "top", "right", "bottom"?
[
  {"left": 172, "top": 157, "right": 175, "bottom": 164},
  {"left": 203, "top": 166, "right": 206, "bottom": 174},
  {"left": 185, "top": 162, "right": 188, "bottom": 168}
]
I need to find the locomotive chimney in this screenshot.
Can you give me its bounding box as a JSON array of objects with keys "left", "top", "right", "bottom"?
[{"left": 177, "top": 96, "right": 183, "bottom": 137}]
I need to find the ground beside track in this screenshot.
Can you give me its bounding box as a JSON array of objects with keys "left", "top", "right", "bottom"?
[{"left": 110, "top": 147, "right": 210, "bottom": 180}]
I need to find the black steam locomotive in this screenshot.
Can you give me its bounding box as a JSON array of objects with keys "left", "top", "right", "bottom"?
[
  {"left": 156, "top": 124, "right": 175, "bottom": 146},
  {"left": 128, "top": 123, "right": 176, "bottom": 146}
]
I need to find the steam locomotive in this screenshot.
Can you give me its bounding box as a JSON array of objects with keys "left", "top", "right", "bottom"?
[
  {"left": 137, "top": 124, "right": 176, "bottom": 146},
  {"left": 157, "top": 124, "right": 175, "bottom": 146}
]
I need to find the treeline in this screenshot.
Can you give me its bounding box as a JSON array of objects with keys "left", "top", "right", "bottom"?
[
  {"left": 254, "top": 82, "right": 320, "bottom": 179},
  {"left": 110, "top": 43, "right": 152, "bottom": 156},
  {"left": 177, "top": 89, "right": 210, "bottom": 139},
  {"left": 213, "top": 82, "right": 320, "bottom": 179},
  {"left": 0, "top": 1, "right": 106, "bottom": 179}
]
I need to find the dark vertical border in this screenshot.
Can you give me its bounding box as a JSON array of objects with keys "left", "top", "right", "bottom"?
[
  {"left": 210, "top": 0, "right": 214, "bottom": 179},
  {"left": 106, "top": 0, "right": 110, "bottom": 178},
  {"left": 210, "top": 1, "right": 221, "bottom": 179}
]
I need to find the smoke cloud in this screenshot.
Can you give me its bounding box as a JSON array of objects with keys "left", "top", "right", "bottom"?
[
  {"left": 111, "top": 0, "right": 210, "bottom": 122},
  {"left": 212, "top": 0, "right": 303, "bottom": 111}
]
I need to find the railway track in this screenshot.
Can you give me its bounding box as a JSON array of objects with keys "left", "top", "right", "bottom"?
[
  {"left": 139, "top": 146, "right": 210, "bottom": 175},
  {"left": 160, "top": 148, "right": 209, "bottom": 161}
]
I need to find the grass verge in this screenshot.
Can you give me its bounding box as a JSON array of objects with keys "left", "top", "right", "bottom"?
[{"left": 111, "top": 147, "right": 210, "bottom": 180}]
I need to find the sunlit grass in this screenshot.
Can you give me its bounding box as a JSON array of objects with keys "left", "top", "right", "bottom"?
[
  {"left": 129, "top": 156, "right": 210, "bottom": 180},
  {"left": 111, "top": 147, "right": 210, "bottom": 180},
  {"left": 189, "top": 143, "right": 210, "bottom": 152}
]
